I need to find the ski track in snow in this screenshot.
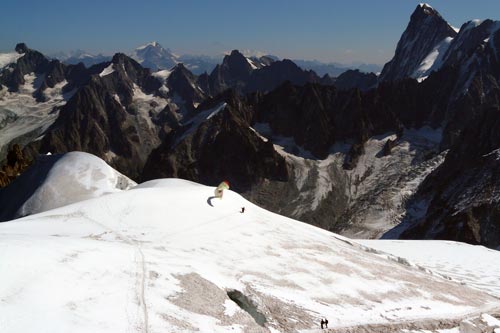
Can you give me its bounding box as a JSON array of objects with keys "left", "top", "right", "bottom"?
[{"left": 80, "top": 200, "right": 150, "bottom": 333}]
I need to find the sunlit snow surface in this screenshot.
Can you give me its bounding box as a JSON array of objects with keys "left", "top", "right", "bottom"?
[
  {"left": 15, "top": 152, "right": 136, "bottom": 218},
  {"left": 0, "top": 52, "right": 24, "bottom": 69},
  {"left": 99, "top": 63, "right": 115, "bottom": 77},
  {"left": 357, "top": 240, "right": 500, "bottom": 298},
  {"left": 0, "top": 155, "right": 499, "bottom": 332}
]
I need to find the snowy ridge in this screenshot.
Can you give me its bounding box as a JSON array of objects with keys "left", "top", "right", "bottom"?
[
  {"left": 136, "top": 41, "right": 161, "bottom": 50},
  {"left": 0, "top": 172, "right": 499, "bottom": 332}
]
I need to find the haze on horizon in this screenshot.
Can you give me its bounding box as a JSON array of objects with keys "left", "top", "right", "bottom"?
[{"left": 2, "top": 0, "right": 500, "bottom": 65}]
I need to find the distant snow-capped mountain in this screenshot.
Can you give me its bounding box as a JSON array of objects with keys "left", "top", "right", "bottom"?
[
  {"left": 131, "top": 41, "right": 179, "bottom": 71},
  {"left": 131, "top": 41, "right": 223, "bottom": 74}
]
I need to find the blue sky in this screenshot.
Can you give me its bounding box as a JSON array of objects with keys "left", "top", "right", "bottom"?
[{"left": 2, "top": 1, "right": 500, "bottom": 64}]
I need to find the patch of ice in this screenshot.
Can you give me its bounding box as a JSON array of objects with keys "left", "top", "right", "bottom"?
[
  {"left": 99, "top": 63, "right": 115, "bottom": 77},
  {"left": 246, "top": 57, "right": 258, "bottom": 70},
  {"left": 152, "top": 69, "right": 172, "bottom": 83}
]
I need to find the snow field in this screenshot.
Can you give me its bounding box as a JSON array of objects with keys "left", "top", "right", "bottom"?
[{"left": 1, "top": 172, "right": 499, "bottom": 332}]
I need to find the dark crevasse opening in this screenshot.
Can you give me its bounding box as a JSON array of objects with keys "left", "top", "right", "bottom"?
[{"left": 226, "top": 289, "right": 267, "bottom": 327}]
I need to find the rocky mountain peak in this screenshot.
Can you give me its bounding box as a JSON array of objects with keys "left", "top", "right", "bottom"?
[
  {"left": 15, "top": 43, "right": 29, "bottom": 54},
  {"left": 222, "top": 49, "right": 253, "bottom": 74},
  {"left": 111, "top": 52, "right": 133, "bottom": 65},
  {"left": 410, "top": 3, "right": 451, "bottom": 26},
  {"left": 167, "top": 63, "right": 206, "bottom": 109},
  {"left": 414, "top": 3, "right": 439, "bottom": 19},
  {"left": 170, "top": 62, "right": 190, "bottom": 74},
  {"left": 379, "top": 4, "right": 457, "bottom": 82}
]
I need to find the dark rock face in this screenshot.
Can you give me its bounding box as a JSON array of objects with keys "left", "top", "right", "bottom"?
[
  {"left": 397, "top": 104, "right": 500, "bottom": 248},
  {"left": 0, "top": 154, "right": 62, "bottom": 221},
  {"left": 252, "top": 72, "right": 458, "bottom": 161},
  {"left": 0, "top": 45, "right": 50, "bottom": 92},
  {"left": 438, "top": 20, "right": 500, "bottom": 100},
  {"left": 254, "top": 83, "right": 336, "bottom": 159},
  {"left": 206, "top": 50, "right": 254, "bottom": 95},
  {"left": 29, "top": 53, "right": 169, "bottom": 180},
  {"left": 379, "top": 4, "right": 457, "bottom": 82},
  {"left": 15, "top": 43, "right": 29, "bottom": 54},
  {"left": 166, "top": 63, "right": 207, "bottom": 110},
  {"left": 142, "top": 98, "right": 288, "bottom": 192},
  {"left": 202, "top": 50, "right": 326, "bottom": 96},
  {"left": 334, "top": 70, "right": 377, "bottom": 91},
  {"left": 246, "top": 59, "right": 325, "bottom": 93},
  {"left": 0, "top": 144, "right": 32, "bottom": 188}
]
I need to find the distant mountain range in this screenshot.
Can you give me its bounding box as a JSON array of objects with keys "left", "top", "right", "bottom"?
[
  {"left": 3, "top": 3, "right": 500, "bottom": 249},
  {"left": 49, "top": 42, "right": 382, "bottom": 77}
]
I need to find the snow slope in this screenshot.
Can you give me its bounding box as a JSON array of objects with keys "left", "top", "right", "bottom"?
[
  {"left": 0, "top": 173, "right": 499, "bottom": 332},
  {"left": 412, "top": 36, "right": 453, "bottom": 81},
  {"left": 0, "top": 152, "right": 135, "bottom": 222},
  {"left": 357, "top": 240, "right": 500, "bottom": 298},
  {"left": 20, "top": 152, "right": 135, "bottom": 216}
]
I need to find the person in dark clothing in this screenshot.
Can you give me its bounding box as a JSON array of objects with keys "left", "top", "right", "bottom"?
[
  {"left": 324, "top": 318, "right": 328, "bottom": 328},
  {"left": 240, "top": 207, "right": 245, "bottom": 213},
  {"left": 320, "top": 319, "right": 324, "bottom": 329}
]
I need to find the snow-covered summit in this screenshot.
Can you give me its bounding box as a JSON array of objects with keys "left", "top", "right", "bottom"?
[
  {"left": 131, "top": 41, "right": 179, "bottom": 71},
  {"left": 0, "top": 152, "right": 499, "bottom": 332},
  {"left": 136, "top": 41, "right": 161, "bottom": 50},
  {"left": 0, "top": 152, "right": 135, "bottom": 221},
  {"left": 418, "top": 3, "right": 434, "bottom": 11}
]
